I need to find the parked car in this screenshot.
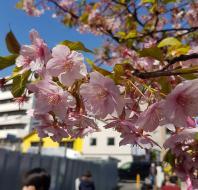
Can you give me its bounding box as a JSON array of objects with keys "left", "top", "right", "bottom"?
[{"left": 118, "top": 161, "right": 150, "bottom": 181}]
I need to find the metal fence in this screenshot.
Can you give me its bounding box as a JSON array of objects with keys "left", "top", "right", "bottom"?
[{"left": 0, "top": 149, "right": 118, "bottom": 190}]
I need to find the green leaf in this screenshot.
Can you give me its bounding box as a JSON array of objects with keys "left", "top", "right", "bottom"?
[
  {"left": 8, "top": 67, "right": 22, "bottom": 80},
  {"left": 125, "top": 31, "right": 137, "bottom": 39},
  {"left": 195, "top": 132, "right": 198, "bottom": 141},
  {"left": 115, "top": 31, "right": 126, "bottom": 38},
  {"left": 86, "top": 58, "right": 111, "bottom": 76},
  {"left": 139, "top": 47, "right": 164, "bottom": 61},
  {"left": 180, "top": 73, "right": 197, "bottom": 80},
  {"left": 175, "top": 66, "right": 198, "bottom": 74},
  {"left": 170, "top": 46, "right": 190, "bottom": 56},
  {"left": 0, "top": 54, "right": 18, "bottom": 70},
  {"left": 158, "top": 77, "right": 171, "bottom": 94},
  {"left": 5, "top": 31, "right": 20, "bottom": 54},
  {"left": 114, "top": 64, "right": 125, "bottom": 76},
  {"left": 16, "top": 0, "right": 24, "bottom": 9},
  {"left": 11, "top": 70, "right": 31, "bottom": 97},
  {"left": 158, "top": 37, "right": 182, "bottom": 48},
  {"left": 60, "top": 40, "right": 93, "bottom": 53},
  {"left": 141, "top": 0, "right": 155, "bottom": 3},
  {"left": 163, "top": 0, "right": 177, "bottom": 3}
]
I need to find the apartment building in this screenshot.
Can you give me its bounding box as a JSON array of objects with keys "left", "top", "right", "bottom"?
[{"left": 0, "top": 81, "right": 34, "bottom": 150}]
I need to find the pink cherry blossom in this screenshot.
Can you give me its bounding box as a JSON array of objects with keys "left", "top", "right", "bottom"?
[
  {"left": 80, "top": 72, "right": 124, "bottom": 119},
  {"left": 34, "top": 113, "right": 69, "bottom": 142},
  {"left": 22, "top": 0, "right": 43, "bottom": 16},
  {"left": 16, "top": 29, "right": 51, "bottom": 73},
  {"left": 66, "top": 113, "right": 100, "bottom": 138},
  {"left": 164, "top": 128, "right": 198, "bottom": 187},
  {"left": 164, "top": 128, "right": 198, "bottom": 150},
  {"left": 118, "top": 120, "right": 159, "bottom": 149},
  {"left": 28, "top": 79, "right": 76, "bottom": 120},
  {"left": 136, "top": 102, "right": 162, "bottom": 132},
  {"left": 162, "top": 79, "right": 198, "bottom": 128},
  {"left": 46, "top": 44, "right": 87, "bottom": 86},
  {"left": 186, "top": 3, "right": 198, "bottom": 27}
]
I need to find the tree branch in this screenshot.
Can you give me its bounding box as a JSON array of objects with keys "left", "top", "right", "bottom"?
[
  {"left": 163, "top": 53, "right": 198, "bottom": 70},
  {"left": 133, "top": 68, "right": 198, "bottom": 79},
  {"left": 48, "top": 0, "right": 79, "bottom": 19}
]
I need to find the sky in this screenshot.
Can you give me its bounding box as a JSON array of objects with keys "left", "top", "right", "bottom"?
[{"left": 0, "top": 0, "right": 103, "bottom": 77}]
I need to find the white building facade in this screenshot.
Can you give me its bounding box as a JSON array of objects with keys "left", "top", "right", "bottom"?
[
  {"left": 0, "top": 82, "right": 34, "bottom": 149},
  {"left": 82, "top": 120, "right": 167, "bottom": 166}
]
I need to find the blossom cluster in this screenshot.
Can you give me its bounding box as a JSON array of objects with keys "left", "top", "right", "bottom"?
[
  {"left": 12, "top": 30, "right": 198, "bottom": 151},
  {"left": 5, "top": 0, "right": 198, "bottom": 187}
]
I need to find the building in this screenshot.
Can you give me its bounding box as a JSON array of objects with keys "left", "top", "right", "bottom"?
[
  {"left": 82, "top": 120, "right": 167, "bottom": 166},
  {"left": 21, "top": 131, "right": 83, "bottom": 158},
  {"left": 82, "top": 120, "right": 133, "bottom": 166},
  {"left": 0, "top": 81, "right": 34, "bottom": 150}
]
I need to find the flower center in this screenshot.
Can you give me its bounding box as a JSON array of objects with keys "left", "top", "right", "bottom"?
[
  {"left": 64, "top": 60, "right": 73, "bottom": 72},
  {"left": 96, "top": 88, "right": 108, "bottom": 99},
  {"left": 47, "top": 94, "right": 61, "bottom": 105},
  {"left": 177, "top": 94, "right": 187, "bottom": 106}
]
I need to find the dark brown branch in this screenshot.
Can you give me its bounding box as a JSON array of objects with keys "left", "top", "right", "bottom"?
[
  {"left": 133, "top": 53, "right": 198, "bottom": 79},
  {"left": 112, "top": 0, "right": 144, "bottom": 27},
  {"left": 163, "top": 53, "right": 198, "bottom": 70},
  {"left": 48, "top": 0, "right": 79, "bottom": 19},
  {"left": 133, "top": 68, "right": 198, "bottom": 79},
  {"left": 127, "top": 27, "right": 198, "bottom": 40}
]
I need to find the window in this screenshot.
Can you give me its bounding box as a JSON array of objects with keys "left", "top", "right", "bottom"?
[
  {"left": 90, "top": 138, "right": 97, "bottom": 146},
  {"left": 1, "top": 84, "right": 12, "bottom": 92},
  {"left": 59, "top": 141, "right": 74, "bottom": 149},
  {"left": 0, "top": 110, "right": 27, "bottom": 117},
  {"left": 0, "top": 124, "right": 26, "bottom": 130},
  {"left": 107, "top": 137, "right": 115, "bottom": 146},
  {"left": 31, "top": 141, "right": 43, "bottom": 147},
  {"left": 0, "top": 99, "right": 12, "bottom": 104}
]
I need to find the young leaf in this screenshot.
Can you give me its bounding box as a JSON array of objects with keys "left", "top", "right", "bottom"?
[
  {"left": 86, "top": 58, "right": 111, "bottom": 76},
  {"left": 60, "top": 40, "right": 93, "bottom": 53},
  {"left": 141, "top": 0, "right": 155, "bottom": 3},
  {"left": 158, "top": 37, "right": 182, "bottom": 48},
  {"left": 158, "top": 77, "right": 171, "bottom": 94},
  {"left": 11, "top": 70, "right": 31, "bottom": 97},
  {"left": 5, "top": 31, "right": 20, "bottom": 54},
  {"left": 16, "top": 0, "right": 24, "bottom": 9},
  {"left": 139, "top": 47, "right": 164, "bottom": 61},
  {"left": 0, "top": 54, "right": 18, "bottom": 70}
]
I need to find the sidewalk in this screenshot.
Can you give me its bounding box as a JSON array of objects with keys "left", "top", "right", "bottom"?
[{"left": 118, "top": 182, "right": 141, "bottom": 190}]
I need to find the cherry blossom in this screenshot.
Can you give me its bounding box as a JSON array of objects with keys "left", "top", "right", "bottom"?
[
  {"left": 162, "top": 79, "right": 198, "bottom": 128},
  {"left": 28, "top": 79, "right": 76, "bottom": 120},
  {"left": 136, "top": 102, "right": 162, "bottom": 132},
  {"left": 46, "top": 44, "right": 87, "bottom": 86},
  {"left": 16, "top": 29, "right": 51, "bottom": 73},
  {"left": 80, "top": 72, "right": 124, "bottom": 119},
  {"left": 34, "top": 113, "right": 69, "bottom": 142},
  {"left": 22, "top": 0, "right": 43, "bottom": 17}
]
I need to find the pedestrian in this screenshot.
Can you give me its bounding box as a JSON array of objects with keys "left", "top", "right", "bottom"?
[
  {"left": 21, "top": 168, "right": 51, "bottom": 190},
  {"left": 150, "top": 163, "right": 157, "bottom": 187},
  {"left": 156, "top": 164, "right": 164, "bottom": 189},
  {"left": 75, "top": 175, "right": 81, "bottom": 190},
  {"left": 161, "top": 176, "right": 180, "bottom": 190},
  {"left": 79, "top": 170, "right": 95, "bottom": 190}
]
